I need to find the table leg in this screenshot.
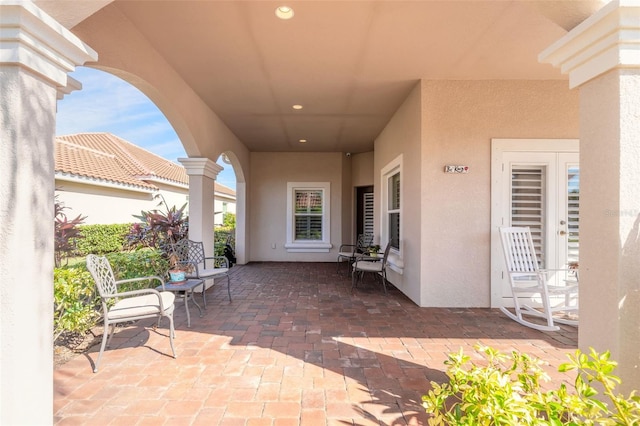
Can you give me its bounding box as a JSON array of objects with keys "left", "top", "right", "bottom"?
[
  {"left": 184, "top": 291, "right": 191, "bottom": 328},
  {"left": 190, "top": 286, "right": 204, "bottom": 318}
]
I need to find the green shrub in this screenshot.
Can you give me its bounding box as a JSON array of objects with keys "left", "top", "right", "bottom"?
[
  {"left": 53, "top": 267, "right": 99, "bottom": 341},
  {"left": 214, "top": 227, "right": 235, "bottom": 256},
  {"left": 422, "top": 345, "right": 640, "bottom": 425},
  {"left": 105, "top": 250, "right": 169, "bottom": 290},
  {"left": 75, "top": 223, "right": 131, "bottom": 255}
]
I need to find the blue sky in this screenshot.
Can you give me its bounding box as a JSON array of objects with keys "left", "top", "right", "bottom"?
[{"left": 56, "top": 67, "right": 236, "bottom": 190}]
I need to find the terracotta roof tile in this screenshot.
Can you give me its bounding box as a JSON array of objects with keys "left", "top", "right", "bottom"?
[{"left": 55, "top": 133, "right": 235, "bottom": 197}]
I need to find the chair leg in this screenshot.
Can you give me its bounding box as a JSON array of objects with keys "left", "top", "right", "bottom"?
[
  {"left": 94, "top": 321, "right": 110, "bottom": 373},
  {"left": 106, "top": 323, "right": 116, "bottom": 347},
  {"left": 380, "top": 271, "right": 388, "bottom": 294},
  {"left": 167, "top": 313, "right": 176, "bottom": 358}
]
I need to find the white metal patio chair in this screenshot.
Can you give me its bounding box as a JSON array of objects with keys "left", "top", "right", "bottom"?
[
  {"left": 170, "top": 239, "right": 231, "bottom": 305},
  {"left": 352, "top": 241, "right": 393, "bottom": 294},
  {"left": 498, "top": 226, "right": 578, "bottom": 331},
  {"left": 86, "top": 254, "right": 176, "bottom": 373},
  {"left": 337, "top": 233, "right": 373, "bottom": 274}
]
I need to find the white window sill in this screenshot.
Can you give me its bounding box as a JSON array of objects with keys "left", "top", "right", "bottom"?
[
  {"left": 284, "top": 242, "right": 332, "bottom": 253},
  {"left": 388, "top": 253, "right": 404, "bottom": 274}
]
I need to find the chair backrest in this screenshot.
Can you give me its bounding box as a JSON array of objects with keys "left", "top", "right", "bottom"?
[
  {"left": 86, "top": 254, "right": 117, "bottom": 297},
  {"left": 172, "top": 239, "right": 206, "bottom": 265},
  {"left": 356, "top": 233, "right": 374, "bottom": 251},
  {"left": 381, "top": 240, "right": 393, "bottom": 265},
  {"left": 499, "top": 227, "right": 540, "bottom": 273}
]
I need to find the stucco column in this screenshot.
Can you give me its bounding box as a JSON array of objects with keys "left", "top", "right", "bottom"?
[
  {"left": 179, "top": 158, "right": 222, "bottom": 256},
  {"left": 0, "top": 1, "right": 97, "bottom": 423},
  {"left": 540, "top": 0, "right": 640, "bottom": 393}
]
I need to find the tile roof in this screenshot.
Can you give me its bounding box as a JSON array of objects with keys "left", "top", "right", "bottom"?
[{"left": 55, "top": 133, "right": 235, "bottom": 196}]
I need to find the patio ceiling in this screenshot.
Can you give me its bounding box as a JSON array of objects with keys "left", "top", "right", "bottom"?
[{"left": 40, "top": 0, "right": 604, "bottom": 154}]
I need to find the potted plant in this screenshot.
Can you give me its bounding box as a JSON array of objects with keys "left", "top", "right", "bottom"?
[
  {"left": 167, "top": 252, "right": 191, "bottom": 283},
  {"left": 366, "top": 244, "right": 381, "bottom": 256}
]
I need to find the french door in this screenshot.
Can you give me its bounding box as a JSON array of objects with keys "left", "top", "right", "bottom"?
[{"left": 491, "top": 140, "right": 579, "bottom": 307}]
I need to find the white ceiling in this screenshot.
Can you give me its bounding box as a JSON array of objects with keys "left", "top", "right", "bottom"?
[{"left": 40, "top": 1, "right": 605, "bottom": 154}]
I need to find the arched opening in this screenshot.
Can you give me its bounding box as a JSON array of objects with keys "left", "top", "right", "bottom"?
[{"left": 57, "top": 66, "right": 248, "bottom": 263}]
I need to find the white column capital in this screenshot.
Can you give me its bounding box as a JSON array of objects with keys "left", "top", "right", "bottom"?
[
  {"left": 0, "top": 1, "right": 98, "bottom": 87},
  {"left": 539, "top": 0, "right": 640, "bottom": 89},
  {"left": 179, "top": 157, "right": 223, "bottom": 180}
]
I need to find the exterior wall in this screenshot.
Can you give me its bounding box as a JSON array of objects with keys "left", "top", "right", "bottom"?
[
  {"left": 374, "top": 83, "right": 422, "bottom": 304},
  {"left": 419, "top": 80, "right": 579, "bottom": 307},
  {"left": 214, "top": 194, "right": 237, "bottom": 226},
  {"left": 249, "top": 152, "right": 343, "bottom": 262},
  {"left": 340, "top": 154, "right": 353, "bottom": 246},
  {"left": 55, "top": 179, "right": 236, "bottom": 226},
  {"left": 55, "top": 180, "right": 188, "bottom": 225},
  {"left": 352, "top": 151, "right": 374, "bottom": 187}
]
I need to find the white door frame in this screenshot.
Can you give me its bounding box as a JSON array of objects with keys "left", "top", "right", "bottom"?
[{"left": 490, "top": 139, "right": 579, "bottom": 308}]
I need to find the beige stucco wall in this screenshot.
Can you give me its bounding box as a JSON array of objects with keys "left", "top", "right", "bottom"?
[
  {"left": 373, "top": 80, "right": 579, "bottom": 307},
  {"left": 418, "top": 80, "right": 579, "bottom": 307},
  {"left": 249, "top": 152, "right": 344, "bottom": 262},
  {"left": 55, "top": 181, "right": 188, "bottom": 225},
  {"left": 351, "top": 151, "right": 374, "bottom": 187},
  {"left": 374, "top": 83, "right": 422, "bottom": 303}
]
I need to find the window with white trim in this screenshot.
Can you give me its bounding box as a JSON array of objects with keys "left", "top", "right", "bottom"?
[
  {"left": 285, "top": 182, "right": 332, "bottom": 252},
  {"left": 381, "top": 156, "right": 402, "bottom": 252}
]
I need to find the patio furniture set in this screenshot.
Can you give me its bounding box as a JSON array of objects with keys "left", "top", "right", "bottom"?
[
  {"left": 86, "top": 239, "right": 231, "bottom": 372},
  {"left": 85, "top": 227, "right": 578, "bottom": 373}
]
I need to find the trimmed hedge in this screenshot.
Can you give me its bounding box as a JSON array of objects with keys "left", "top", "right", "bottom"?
[{"left": 75, "top": 223, "right": 131, "bottom": 255}]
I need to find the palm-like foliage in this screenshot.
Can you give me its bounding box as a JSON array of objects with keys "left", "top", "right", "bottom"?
[
  {"left": 55, "top": 196, "right": 86, "bottom": 267},
  {"left": 126, "top": 195, "right": 188, "bottom": 252}
]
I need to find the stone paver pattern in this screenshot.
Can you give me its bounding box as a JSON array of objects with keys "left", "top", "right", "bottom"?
[{"left": 54, "top": 262, "right": 578, "bottom": 425}]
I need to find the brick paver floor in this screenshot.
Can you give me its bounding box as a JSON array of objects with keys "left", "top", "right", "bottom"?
[{"left": 54, "top": 262, "right": 578, "bottom": 425}]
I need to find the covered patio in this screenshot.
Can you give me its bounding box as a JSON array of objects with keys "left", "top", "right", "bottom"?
[{"left": 54, "top": 263, "right": 577, "bottom": 425}]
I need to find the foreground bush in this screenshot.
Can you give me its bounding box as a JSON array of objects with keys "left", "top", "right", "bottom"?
[
  {"left": 54, "top": 250, "right": 169, "bottom": 342},
  {"left": 53, "top": 267, "right": 99, "bottom": 341},
  {"left": 422, "top": 345, "right": 640, "bottom": 425}
]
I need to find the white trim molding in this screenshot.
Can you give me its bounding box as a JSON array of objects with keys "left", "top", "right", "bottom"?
[
  {"left": 380, "top": 155, "right": 404, "bottom": 274},
  {"left": 0, "top": 1, "right": 98, "bottom": 87},
  {"left": 284, "top": 182, "right": 332, "bottom": 253},
  {"left": 178, "top": 157, "right": 222, "bottom": 180},
  {"left": 539, "top": 0, "right": 640, "bottom": 89}
]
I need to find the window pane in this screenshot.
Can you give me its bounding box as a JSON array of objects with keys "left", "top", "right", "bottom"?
[
  {"left": 295, "top": 216, "right": 322, "bottom": 240},
  {"left": 389, "top": 212, "right": 400, "bottom": 249},
  {"left": 295, "top": 190, "right": 323, "bottom": 213},
  {"left": 389, "top": 173, "right": 400, "bottom": 210}
]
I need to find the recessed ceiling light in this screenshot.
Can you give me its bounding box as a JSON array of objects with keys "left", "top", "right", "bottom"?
[
  {"left": 292, "top": 104, "right": 303, "bottom": 110},
  {"left": 299, "top": 139, "right": 307, "bottom": 143},
  {"left": 275, "top": 6, "right": 294, "bottom": 20}
]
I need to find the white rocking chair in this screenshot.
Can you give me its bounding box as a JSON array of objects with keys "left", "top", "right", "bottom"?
[{"left": 498, "top": 226, "right": 578, "bottom": 332}]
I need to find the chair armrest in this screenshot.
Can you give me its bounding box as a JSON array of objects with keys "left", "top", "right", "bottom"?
[
  {"left": 103, "top": 288, "right": 169, "bottom": 310},
  {"left": 115, "top": 275, "right": 164, "bottom": 287},
  {"left": 205, "top": 256, "right": 229, "bottom": 269},
  {"left": 339, "top": 244, "right": 356, "bottom": 251}
]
